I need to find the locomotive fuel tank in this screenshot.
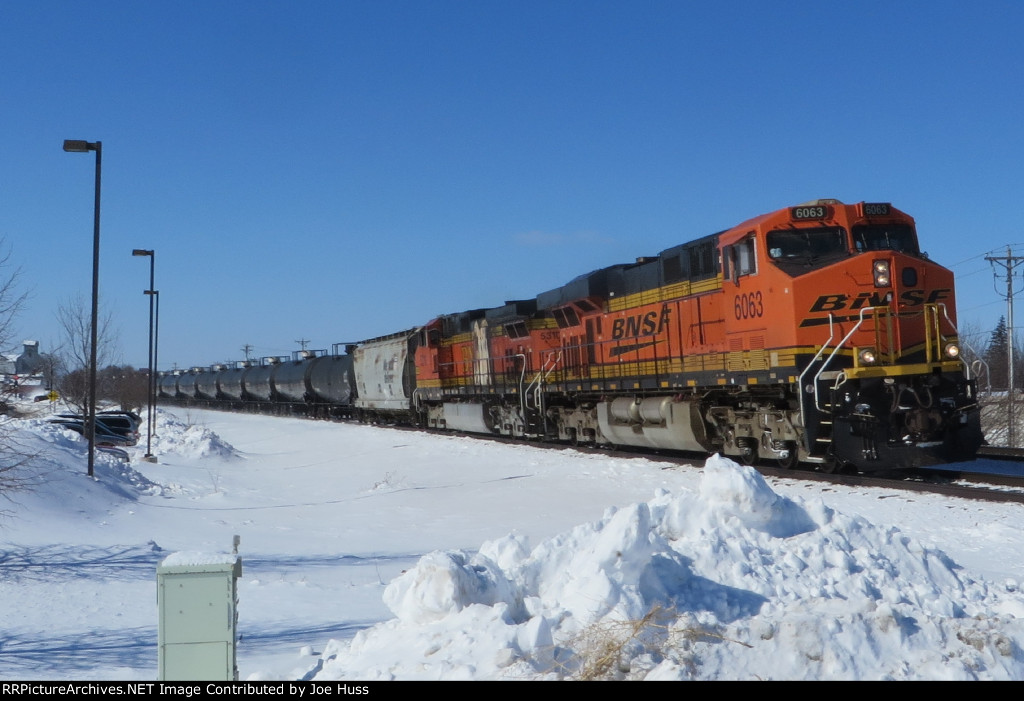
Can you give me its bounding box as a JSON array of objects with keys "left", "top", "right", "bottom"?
[
  {"left": 597, "top": 396, "right": 712, "bottom": 453},
  {"left": 437, "top": 402, "right": 495, "bottom": 433}
]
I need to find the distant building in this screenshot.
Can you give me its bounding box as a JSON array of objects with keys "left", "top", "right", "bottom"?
[{"left": 1, "top": 340, "right": 44, "bottom": 377}]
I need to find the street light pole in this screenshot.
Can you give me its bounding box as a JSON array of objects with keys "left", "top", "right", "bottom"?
[
  {"left": 63, "top": 139, "right": 102, "bottom": 478},
  {"left": 145, "top": 288, "right": 160, "bottom": 463},
  {"left": 152, "top": 290, "right": 159, "bottom": 411},
  {"left": 133, "top": 249, "right": 156, "bottom": 461}
]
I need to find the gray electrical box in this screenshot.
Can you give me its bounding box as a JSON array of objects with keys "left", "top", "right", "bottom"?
[{"left": 157, "top": 550, "right": 242, "bottom": 681}]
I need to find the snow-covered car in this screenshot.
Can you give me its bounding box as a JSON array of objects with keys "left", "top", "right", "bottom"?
[{"left": 48, "top": 417, "right": 137, "bottom": 447}]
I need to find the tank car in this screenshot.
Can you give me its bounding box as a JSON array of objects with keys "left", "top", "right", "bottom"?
[
  {"left": 164, "top": 348, "right": 359, "bottom": 418},
  {"left": 157, "top": 371, "right": 179, "bottom": 400},
  {"left": 240, "top": 357, "right": 282, "bottom": 403},
  {"left": 271, "top": 352, "right": 317, "bottom": 403},
  {"left": 306, "top": 348, "right": 356, "bottom": 413},
  {"left": 194, "top": 366, "right": 221, "bottom": 401},
  {"left": 176, "top": 369, "right": 199, "bottom": 400},
  {"left": 217, "top": 362, "right": 249, "bottom": 402},
  {"left": 270, "top": 348, "right": 357, "bottom": 417}
]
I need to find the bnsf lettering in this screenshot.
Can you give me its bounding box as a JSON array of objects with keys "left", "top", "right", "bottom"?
[
  {"left": 808, "top": 289, "right": 950, "bottom": 313},
  {"left": 611, "top": 304, "right": 671, "bottom": 340},
  {"left": 809, "top": 291, "right": 892, "bottom": 313},
  {"left": 899, "top": 289, "right": 951, "bottom": 305}
]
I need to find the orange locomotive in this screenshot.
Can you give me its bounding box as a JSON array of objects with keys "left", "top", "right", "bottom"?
[{"left": 413, "top": 199, "right": 982, "bottom": 472}]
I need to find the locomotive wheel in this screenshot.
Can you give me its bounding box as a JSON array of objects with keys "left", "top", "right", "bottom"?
[
  {"left": 818, "top": 442, "right": 852, "bottom": 474},
  {"left": 818, "top": 457, "right": 842, "bottom": 474},
  {"left": 738, "top": 441, "right": 759, "bottom": 466},
  {"left": 777, "top": 448, "right": 799, "bottom": 470}
]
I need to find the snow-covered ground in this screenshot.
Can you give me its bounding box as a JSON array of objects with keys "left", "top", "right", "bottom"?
[{"left": 0, "top": 405, "right": 1022, "bottom": 681}]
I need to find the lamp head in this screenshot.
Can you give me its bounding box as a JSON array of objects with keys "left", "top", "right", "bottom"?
[{"left": 63, "top": 140, "right": 98, "bottom": 153}]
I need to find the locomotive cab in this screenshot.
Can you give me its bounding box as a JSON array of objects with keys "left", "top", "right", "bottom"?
[
  {"left": 748, "top": 201, "right": 981, "bottom": 470},
  {"left": 670, "top": 199, "right": 982, "bottom": 471}
]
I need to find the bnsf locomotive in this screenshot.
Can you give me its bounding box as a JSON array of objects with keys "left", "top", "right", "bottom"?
[{"left": 160, "top": 199, "right": 983, "bottom": 472}]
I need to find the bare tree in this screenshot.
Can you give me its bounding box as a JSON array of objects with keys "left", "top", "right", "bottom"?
[
  {"left": 0, "top": 421, "right": 48, "bottom": 517},
  {"left": 36, "top": 341, "right": 64, "bottom": 392},
  {"left": 99, "top": 365, "right": 148, "bottom": 412},
  {"left": 56, "top": 293, "right": 120, "bottom": 371},
  {"left": 55, "top": 294, "right": 120, "bottom": 413},
  {"left": 0, "top": 240, "right": 28, "bottom": 352},
  {"left": 0, "top": 241, "right": 43, "bottom": 512},
  {"left": 0, "top": 241, "right": 29, "bottom": 416},
  {"left": 960, "top": 317, "right": 1024, "bottom": 447}
]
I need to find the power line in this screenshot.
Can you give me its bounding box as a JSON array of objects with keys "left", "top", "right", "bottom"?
[{"left": 952, "top": 243, "right": 1024, "bottom": 268}]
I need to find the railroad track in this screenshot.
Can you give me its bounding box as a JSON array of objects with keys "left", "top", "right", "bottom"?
[
  {"left": 179, "top": 405, "right": 1024, "bottom": 505},
  {"left": 358, "top": 419, "right": 1024, "bottom": 505},
  {"left": 651, "top": 448, "right": 1024, "bottom": 505}
]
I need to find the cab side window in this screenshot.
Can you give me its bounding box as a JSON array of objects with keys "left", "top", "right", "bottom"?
[{"left": 725, "top": 234, "right": 757, "bottom": 283}]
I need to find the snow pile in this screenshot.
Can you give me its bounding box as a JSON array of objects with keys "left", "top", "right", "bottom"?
[
  {"left": 13, "top": 418, "right": 164, "bottom": 498},
  {"left": 5, "top": 410, "right": 238, "bottom": 502},
  {"left": 148, "top": 411, "right": 238, "bottom": 459},
  {"left": 312, "top": 455, "right": 1024, "bottom": 681},
  {"left": 23, "top": 417, "right": 99, "bottom": 454}
]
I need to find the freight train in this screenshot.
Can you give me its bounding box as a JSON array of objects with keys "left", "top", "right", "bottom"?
[{"left": 159, "top": 199, "right": 984, "bottom": 473}]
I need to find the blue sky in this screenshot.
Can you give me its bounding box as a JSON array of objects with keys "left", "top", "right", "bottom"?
[{"left": 2, "top": 0, "right": 1023, "bottom": 370}]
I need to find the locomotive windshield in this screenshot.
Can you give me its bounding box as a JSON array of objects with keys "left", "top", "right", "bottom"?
[
  {"left": 852, "top": 224, "right": 919, "bottom": 254},
  {"left": 766, "top": 226, "right": 848, "bottom": 270}
]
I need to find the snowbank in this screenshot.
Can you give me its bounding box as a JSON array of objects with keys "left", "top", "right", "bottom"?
[{"left": 311, "top": 455, "right": 1024, "bottom": 681}]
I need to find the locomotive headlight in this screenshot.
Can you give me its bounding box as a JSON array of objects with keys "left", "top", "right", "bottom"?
[
  {"left": 873, "top": 259, "right": 891, "bottom": 287},
  {"left": 944, "top": 342, "right": 961, "bottom": 359},
  {"left": 858, "top": 348, "right": 878, "bottom": 365}
]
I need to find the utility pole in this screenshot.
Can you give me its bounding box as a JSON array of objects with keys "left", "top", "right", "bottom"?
[
  {"left": 986, "top": 247, "right": 1024, "bottom": 447},
  {"left": 241, "top": 344, "right": 253, "bottom": 362},
  {"left": 295, "top": 338, "right": 310, "bottom": 351}
]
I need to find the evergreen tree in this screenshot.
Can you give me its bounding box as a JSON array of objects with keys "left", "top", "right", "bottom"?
[{"left": 985, "top": 316, "right": 1009, "bottom": 389}]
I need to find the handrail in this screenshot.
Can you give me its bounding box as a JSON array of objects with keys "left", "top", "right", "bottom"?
[
  {"left": 797, "top": 313, "right": 837, "bottom": 434},
  {"left": 812, "top": 306, "right": 886, "bottom": 412},
  {"left": 523, "top": 351, "right": 562, "bottom": 435},
  {"left": 515, "top": 353, "right": 528, "bottom": 421},
  {"left": 937, "top": 303, "right": 987, "bottom": 388},
  {"left": 525, "top": 351, "right": 561, "bottom": 406},
  {"left": 806, "top": 302, "right": 971, "bottom": 416}
]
